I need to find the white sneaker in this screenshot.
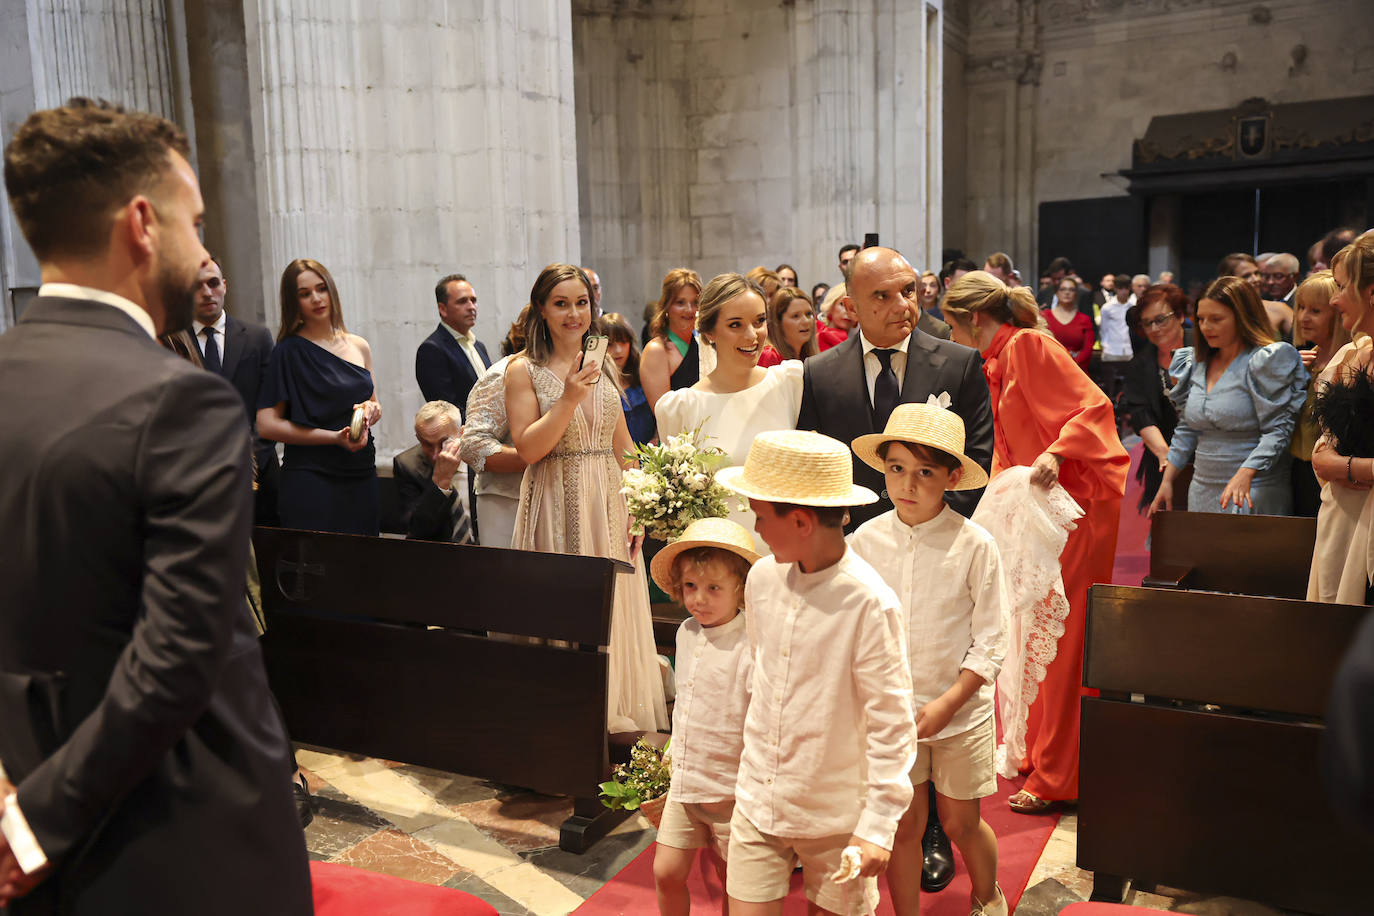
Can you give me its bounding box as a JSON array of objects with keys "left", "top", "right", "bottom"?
[{"left": 970, "top": 883, "right": 1007, "bottom": 916}]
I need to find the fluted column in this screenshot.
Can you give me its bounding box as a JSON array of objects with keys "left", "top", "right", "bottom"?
[{"left": 244, "top": 0, "right": 581, "bottom": 454}]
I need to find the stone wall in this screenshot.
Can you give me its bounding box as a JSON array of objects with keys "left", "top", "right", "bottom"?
[
  {"left": 574, "top": 0, "right": 945, "bottom": 321},
  {"left": 948, "top": 0, "right": 1374, "bottom": 276},
  {"left": 243, "top": 0, "right": 581, "bottom": 456}
]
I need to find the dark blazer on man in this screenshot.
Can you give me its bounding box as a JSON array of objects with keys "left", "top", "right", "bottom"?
[
  {"left": 796, "top": 328, "right": 994, "bottom": 528},
  {"left": 392, "top": 444, "right": 469, "bottom": 542},
  {"left": 917, "top": 309, "right": 951, "bottom": 340},
  {"left": 415, "top": 322, "right": 491, "bottom": 412},
  {"left": 219, "top": 312, "right": 281, "bottom": 524},
  {"left": 0, "top": 297, "right": 311, "bottom": 915}
]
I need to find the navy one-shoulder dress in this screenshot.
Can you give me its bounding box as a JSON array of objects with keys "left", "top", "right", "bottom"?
[{"left": 258, "top": 336, "right": 380, "bottom": 535}]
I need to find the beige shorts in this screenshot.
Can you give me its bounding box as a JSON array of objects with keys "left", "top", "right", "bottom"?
[
  {"left": 725, "top": 808, "right": 879, "bottom": 916},
  {"left": 656, "top": 794, "right": 734, "bottom": 856},
  {"left": 910, "top": 715, "right": 997, "bottom": 800}
]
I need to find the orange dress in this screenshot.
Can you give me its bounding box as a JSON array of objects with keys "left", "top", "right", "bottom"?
[{"left": 983, "top": 324, "right": 1129, "bottom": 800}]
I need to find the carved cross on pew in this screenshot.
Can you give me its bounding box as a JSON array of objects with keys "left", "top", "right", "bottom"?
[{"left": 275, "top": 540, "right": 327, "bottom": 602}]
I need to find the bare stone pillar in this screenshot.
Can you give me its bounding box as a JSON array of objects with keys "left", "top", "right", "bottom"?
[{"left": 243, "top": 0, "right": 582, "bottom": 455}]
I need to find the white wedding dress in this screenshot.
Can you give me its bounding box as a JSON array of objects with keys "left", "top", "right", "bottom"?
[{"left": 655, "top": 360, "right": 805, "bottom": 554}]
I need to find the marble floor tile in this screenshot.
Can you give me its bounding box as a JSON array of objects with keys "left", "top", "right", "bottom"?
[
  {"left": 1011, "top": 877, "right": 1083, "bottom": 916},
  {"left": 479, "top": 861, "right": 588, "bottom": 916},
  {"left": 521, "top": 815, "right": 656, "bottom": 899},
  {"left": 454, "top": 794, "right": 575, "bottom": 852},
  {"left": 332, "top": 828, "right": 462, "bottom": 886},
  {"left": 433, "top": 772, "right": 504, "bottom": 807},
  {"left": 443, "top": 872, "right": 537, "bottom": 916}
]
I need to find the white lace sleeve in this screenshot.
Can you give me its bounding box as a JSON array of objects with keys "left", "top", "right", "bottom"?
[
  {"left": 971, "top": 467, "right": 1084, "bottom": 779},
  {"left": 458, "top": 366, "right": 509, "bottom": 472}
]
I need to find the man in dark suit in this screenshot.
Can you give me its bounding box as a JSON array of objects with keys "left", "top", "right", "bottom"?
[
  {"left": 392, "top": 401, "right": 474, "bottom": 544},
  {"left": 0, "top": 99, "right": 310, "bottom": 914},
  {"left": 417, "top": 274, "right": 490, "bottom": 538},
  {"left": 796, "top": 247, "right": 995, "bottom": 895},
  {"left": 191, "top": 256, "right": 281, "bottom": 524}
]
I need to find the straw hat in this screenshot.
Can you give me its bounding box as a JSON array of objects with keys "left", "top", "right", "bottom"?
[
  {"left": 650, "top": 517, "right": 761, "bottom": 594},
  {"left": 717, "top": 430, "right": 878, "bottom": 507},
  {"left": 851, "top": 402, "right": 988, "bottom": 491}
]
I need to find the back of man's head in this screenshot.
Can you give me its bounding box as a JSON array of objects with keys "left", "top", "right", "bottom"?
[
  {"left": 1045, "top": 256, "right": 1073, "bottom": 277},
  {"left": 4, "top": 97, "right": 190, "bottom": 262},
  {"left": 939, "top": 257, "right": 978, "bottom": 290},
  {"left": 1217, "top": 252, "right": 1256, "bottom": 277},
  {"left": 1322, "top": 228, "right": 1357, "bottom": 265}
]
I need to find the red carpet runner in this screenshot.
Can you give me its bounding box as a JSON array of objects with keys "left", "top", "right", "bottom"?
[
  {"left": 310, "top": 861, "right": 498, "bottom": 915},
  {"left": 573, "top": 773, "right": 1058, "bottom": 915}
]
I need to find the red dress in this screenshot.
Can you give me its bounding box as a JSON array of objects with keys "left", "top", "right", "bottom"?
[
  {"left": 817, "top": 324, "right": 848, "bottom": 351},
  {"left": 982, "top": 324, "right": 1128, "bottom": 801},
  {"left": 1042, "top": 308, "right": 1095, "bottom": 371},
  {"left": 757, "top": 346, "right": 783, "bottom": 368}
]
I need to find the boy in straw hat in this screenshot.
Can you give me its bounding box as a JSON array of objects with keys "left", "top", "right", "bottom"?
[
  {"left": 849, "top": 401, "right": 1008, "bottom": 916},
  {"left": 649, "top": 517, "right": 760, "bottom": 915},
  {"left": 716, "top": 430, "right": 916, "bottom": 916}
]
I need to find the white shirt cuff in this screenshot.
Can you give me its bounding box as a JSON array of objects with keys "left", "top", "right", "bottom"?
[{"left": 1, "top": 793, "right": 49, "bottom": 874}]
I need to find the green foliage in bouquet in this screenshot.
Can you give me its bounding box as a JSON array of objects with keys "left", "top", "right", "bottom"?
[
  {"left": 599, "top": 738, "right": 672, "bottom": 812},
  {"left": 621, "top": 426, "right": 741, "bottom": 541}
]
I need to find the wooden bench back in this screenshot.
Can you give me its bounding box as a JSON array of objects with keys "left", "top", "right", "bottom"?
[{"left": 1146, "top": 510, "right": 1316, "bottom": 598}]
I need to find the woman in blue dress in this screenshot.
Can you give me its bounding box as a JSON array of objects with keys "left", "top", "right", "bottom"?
[
  {"left": 1150, "top": 275, "right": 1308, "bottom": 516},
  {"left": 257, "top": 258, "right": 382, "bottom": 535},
  {"left": 600, "top": 312, "right": 655, "bottom": 446}
]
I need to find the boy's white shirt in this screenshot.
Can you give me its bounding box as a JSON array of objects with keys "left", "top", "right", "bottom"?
[
  {"left": 848, "top": 506, "right": 1008, "bottom": 741},
  {"left": 669, "top": 612, "right": 753, "bottom": 803},
  {"left": 735, "top": 548, "right": 916, "bottom": 850},
  {"left": 1099, "top": 300, "right": 1134, "bottom": 358}
]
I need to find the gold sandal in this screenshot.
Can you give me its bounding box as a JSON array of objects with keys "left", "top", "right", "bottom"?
[{"left": 1007, "top": 789, "right": 1057, "bottom": 814}]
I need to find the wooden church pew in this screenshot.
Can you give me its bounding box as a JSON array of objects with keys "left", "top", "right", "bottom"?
[
  {"left": 1078, "top": 583, "right": 1374, "bottom": 915},
  {"left": 1144, "top": 510, "right": 1317, "bottom": 598},
  {"left": 253, "top": 525, "right": 639, "bottom": 853}
]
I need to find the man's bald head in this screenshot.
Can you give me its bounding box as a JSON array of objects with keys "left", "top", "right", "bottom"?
[{"left": 844, "top": 247, "right": 918, "bottom": 348}]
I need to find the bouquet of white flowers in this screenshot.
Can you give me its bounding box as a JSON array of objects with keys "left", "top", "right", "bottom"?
[{"left": 621, "top": 426, "right": 738, "bottom": 541}]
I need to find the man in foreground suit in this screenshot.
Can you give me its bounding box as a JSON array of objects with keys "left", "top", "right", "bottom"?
[
  {"left": 191, "top": 256, "right": 281, "bottom": 524},
  {"left": 417, "top": 273, "right": 491, "bottom": 538},
  {"left": 795, "top": 246, "right": 994, "bottom": 895},
  {"left": 392, "top": 401, "right": 474, "bottom": 544},
  {"left": 0, "top": 99, "right": 311, "bottom": 914}
]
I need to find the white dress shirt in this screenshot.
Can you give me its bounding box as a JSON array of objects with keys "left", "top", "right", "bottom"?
[
  {"left": 859, "top": 329, "right": 910, "bottom": 406},
  {"left": 735, "top": 549, "right": 916, "bottom": 849},
  {"left": 442, "top": 321, "right": 488, "bottom": 379},
  {"left": 670, "top": 613, "right": 753, "bottom": 803},
  {"left": 1098, "top": 300, "right": 1133, "bottom": 360},
  {"left": 38, "top": 283, "right": 156, "bottom": 339},
  {"left": 193, "top": 308, "right": 228, "bottom": 361},
  {"left": 849, "top": 507, "right": 1007, "bottom": 741}
]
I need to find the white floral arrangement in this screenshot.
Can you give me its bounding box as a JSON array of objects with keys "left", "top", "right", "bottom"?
[{"left": 621, "top": 426, "right": 738, "bottom": 541}]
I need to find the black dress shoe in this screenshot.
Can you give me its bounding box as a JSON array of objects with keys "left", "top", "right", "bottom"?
[
  {"left": 921, "top": 817, "right": 955, "bottom": 892},
  {"left": 294, "top": 773, "right": 315, "bottom": 829}
]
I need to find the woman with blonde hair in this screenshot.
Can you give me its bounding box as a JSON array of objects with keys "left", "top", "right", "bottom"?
[
  {"left": 746, "top": 265, "right": 782, "bottom": 302},
  {"left": 1289, "top": 271, "right": 1350, "bottom": 516},
  {"left": 1149, "top": 275, "right": 1308, "bottom": 517},
  {"left": 942, "top": 270, "right": 1129, "bottom": 814},
  {"left": 655, "top": 273, "right": 804, "bottom": 553},
  {"left": 1308, "top": 231, "right": 1374, "bottom": 603},
  {"left": 758, "top": 286, "right": 819, "bottom": 366},
  {"left": 640, "top": 267, "right": 704, "bottom": 411},
  {"left": 257, "top": 258, "right": 382, "bottom": 535},
  {"left": 505, "top": 264, "right": 668, "bottom": 733}
]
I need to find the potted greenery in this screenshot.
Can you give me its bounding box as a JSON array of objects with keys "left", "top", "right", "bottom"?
[{"left": 599, "top": 737, "right": 671, "bottom": 828}]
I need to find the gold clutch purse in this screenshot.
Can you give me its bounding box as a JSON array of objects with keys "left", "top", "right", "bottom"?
[{"left": 349, "top": 405, "right": 367, "bottom": 442}]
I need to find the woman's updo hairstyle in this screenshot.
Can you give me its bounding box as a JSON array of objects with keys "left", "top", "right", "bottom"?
[
  {"left": 940, "top": 269, "right": 1044, "bottom": 332},
  {"left": 696, "top": 272, "right": 766, "bottom": 346}
]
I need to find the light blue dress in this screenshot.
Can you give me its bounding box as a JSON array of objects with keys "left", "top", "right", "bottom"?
[{"left": 1166, "top": 343, "right": 1308, "bottom": 515}]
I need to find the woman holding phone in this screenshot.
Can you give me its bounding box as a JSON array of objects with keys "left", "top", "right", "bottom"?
[{"left": 505, "top": 264, "right": 668, "bottom": 734}]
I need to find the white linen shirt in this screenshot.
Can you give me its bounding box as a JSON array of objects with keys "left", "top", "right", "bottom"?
[
  {"left": 442, "top": 321, "right": 489, "bottom": 379},
  {"left": 735, "top": 549, "right": 916, "bottom": 850},
  {"left": 1099, "top": 300, "right": 1133, "bottom": 359},
  {"left": 848, "top": 507, "right": 1007, "bottom": 740},
  {"left": 669, "top": 612, "right": 753, "bottom": 803}
]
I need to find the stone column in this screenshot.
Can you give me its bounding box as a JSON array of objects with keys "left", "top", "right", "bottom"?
[{"left": 243, "top": 0, "right": 582, "bottom": 455}]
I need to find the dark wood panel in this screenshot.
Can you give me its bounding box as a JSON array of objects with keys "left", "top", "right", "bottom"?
[
  {"left": 255, "top": 526, "right": 616, "bottom": 645},
  {"left": 1079, "top": 698, "right": 1374, "bottom": 916},
  {"left": 1084, "top": 585, "right": 1368, "bottom": 716},
  {"left": 1150, "top": 511, "right": 1316, "bottom": 599}
]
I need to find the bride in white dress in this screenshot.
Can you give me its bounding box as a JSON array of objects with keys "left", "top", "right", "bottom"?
[
  {"left": 655, "top": 273, "right": 804, "bottom": 553},
  {"left": 505, "top": 264, "right": 668, "bottom": 734}
]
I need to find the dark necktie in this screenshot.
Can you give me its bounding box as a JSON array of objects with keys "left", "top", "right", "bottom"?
[
  {"left": 448, "top": 480, "right": 473, "bottom": 545},
  {"left": 202, "top": 326, "right": 222, "bottom": 374},
  {"left": 872, "top": 348, "right": 899, "bottom": 429}
]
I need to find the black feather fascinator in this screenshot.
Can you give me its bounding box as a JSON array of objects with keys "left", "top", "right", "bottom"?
[{"left": 1312, "top": 365, "right": 1374, "bottom": 458}]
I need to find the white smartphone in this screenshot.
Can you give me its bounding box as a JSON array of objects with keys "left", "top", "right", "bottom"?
[{"left": 580, "top": 334, "right": 609, "bottom": 372}]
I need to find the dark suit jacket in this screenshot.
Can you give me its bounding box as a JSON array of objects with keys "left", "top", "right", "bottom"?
[
  {"left": 393, "top": 444, "right": 464, "bottom": 542},
  {"left": 917, "top": 309, "right": 951, "bottom": 340},
  {"left": 797, "top": 329, "right": 994, "bottom": 528},
  {"left": 219, "top": 314, "right": 274, "bottom": 441},
  {"left": 0, "top": 297, "right": 311, "bottom": 915},
  {"left": 415, "top": 323, "right": 491, "bottom": 412}
]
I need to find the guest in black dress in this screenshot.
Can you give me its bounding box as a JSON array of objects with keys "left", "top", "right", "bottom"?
[
  {"left": 1122, "top": 284, "right": 1193, "bottom": 512},
  {"left": 257, "top": 258, "right": 382, "bottom": 535},
  {"left": 638, "top": 267, "right": 703, "bottom": 411}
]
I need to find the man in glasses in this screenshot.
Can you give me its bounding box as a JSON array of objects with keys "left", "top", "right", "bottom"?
[{"left": 192, "top": 257, "right": 280, "bottom": 524}]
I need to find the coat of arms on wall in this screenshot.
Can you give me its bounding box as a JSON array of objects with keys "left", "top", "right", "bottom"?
[{"left": 1236, "top": 113, "right": 1271, "bottom": 159}]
